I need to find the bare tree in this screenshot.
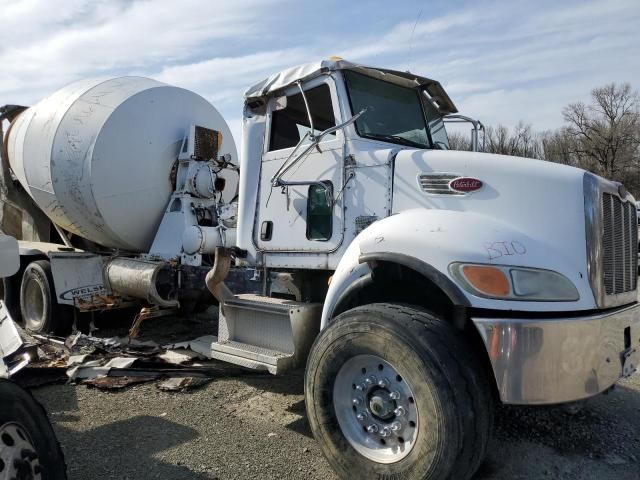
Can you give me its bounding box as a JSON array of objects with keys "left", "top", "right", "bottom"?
[
  {"left": 447, "top": 131, "right": 473, "bottom": 151},
  {"left": 445, "top": 82, "right": 640, "bottom": 195},
  {"left": 562, "top": 83, "right": 640, "bottom": 179},
  {"left": 541, "top": 128, "right": 581, "bottom": 166},
  {"left": 482, "top": 122, "right": 544, "bottom": 158},
  {"left": 448, "top": 122, "right": 545, "bottom": 158}
]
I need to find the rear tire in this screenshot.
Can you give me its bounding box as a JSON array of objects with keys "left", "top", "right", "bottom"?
[
  {"left": 305, "top": 303, "right": 493, "bottom": 480},
  {"left": 19, "top": 260, "right": 72, "bottom": 335},
  {"left": 0, "top": 379, "right": 67, "bottom": 479}
]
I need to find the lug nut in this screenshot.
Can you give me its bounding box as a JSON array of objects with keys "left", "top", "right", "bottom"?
[
  {"left": 355, "top": 384, "right": 366, "bottom": 392},
  {"left": 390, "top": 391, "right": 401, "bottom": 400},
  {"left": 356, "top": 412, "right": 368, "bottom": 421},
  {"left": 394, "top": 406, "right": 406, "bottom": 417},
  {"left": 380, "top": 427, "right": 391, "bottom": 437},
  {"left": 367, "top": 424, "right": 379, "bottom": 434},
  {"left": 365, "top": 376, "right": 376, "bottom": 386},
  {"left": 391, "top": 421, "right": 402, "bottom": 432},
  {"left": 377, "top": 378, "right": 389, "bottom": 388},
  {"left": 352, "top": 397, "right": 362, "bottom": 406}
]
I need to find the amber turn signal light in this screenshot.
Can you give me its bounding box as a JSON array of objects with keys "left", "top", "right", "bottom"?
[{"left": 461, "top": 265, "right": 510, "bottom": 297}]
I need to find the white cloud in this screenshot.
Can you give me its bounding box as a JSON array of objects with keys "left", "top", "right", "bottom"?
[
  {"left": 0, "top": 0, "right": 637, "bottom": 146},
  {"left": 0, "top": 0, "right": 284, "bottom": 102}
]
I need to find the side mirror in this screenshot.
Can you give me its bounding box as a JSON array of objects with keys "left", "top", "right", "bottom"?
[{"left": 0, "top": 235, "right": 19, "bottom": 278}]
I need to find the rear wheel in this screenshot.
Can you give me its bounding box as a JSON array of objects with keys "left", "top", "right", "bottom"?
[
  {"left": 305, "top": 303, "right": 493, "bottom": 480},
  {"left": 19, "top": 260, "right": 71, "bottom": 335},
  {"left": 0, "top": 379, "right": 67, "bottom": 480}
]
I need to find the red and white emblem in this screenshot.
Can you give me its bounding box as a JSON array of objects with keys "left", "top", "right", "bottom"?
[{"left": 449, "top": 177, "right": 483, "bottom": 193}]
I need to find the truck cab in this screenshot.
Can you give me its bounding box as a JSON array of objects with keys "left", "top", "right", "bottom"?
[
  {"left": 224, "top": 58, "right": 639, "bottom": 476},
  {"left": 234, "top": 56, "right": 639, "bottom": 396},
  {"left": 237, "top": 58, "right": 458, "bottom": 271}
]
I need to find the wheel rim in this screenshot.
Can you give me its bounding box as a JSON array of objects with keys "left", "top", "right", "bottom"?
[
  {"left": 0, "top": 422, "right": 42, "bottom": 480},
  {"left": 23, "top": 276, "right": 45, "bottom": 331},
  {"left": 333, "top": 354, "right": 419, "bottom": 464}
]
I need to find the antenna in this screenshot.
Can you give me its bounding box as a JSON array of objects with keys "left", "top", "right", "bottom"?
[{"left": 408, "top": 7, "right": 424, "bottom": 72}]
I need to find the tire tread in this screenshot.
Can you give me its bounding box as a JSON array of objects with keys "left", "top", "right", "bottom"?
[{"left": 306, "top": 302, "right": 493, "bottom": 480}]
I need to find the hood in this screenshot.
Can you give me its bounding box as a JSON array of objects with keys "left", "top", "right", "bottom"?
[{"left": 391, "top": 148, "right": 589, "bottom": 279}]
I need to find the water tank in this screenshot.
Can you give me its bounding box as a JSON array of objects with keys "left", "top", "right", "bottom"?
[{"left": 6, "top": 77, "right": 237, "bottom": 252}]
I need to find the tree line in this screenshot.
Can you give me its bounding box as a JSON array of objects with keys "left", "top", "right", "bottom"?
[{"left": 448, "top": 83, "right": 640, "bottom": 196}]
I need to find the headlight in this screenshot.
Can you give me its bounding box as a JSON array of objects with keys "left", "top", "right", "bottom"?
[{"left": 449, "top": 263, "right": 579, "bottom": 301}]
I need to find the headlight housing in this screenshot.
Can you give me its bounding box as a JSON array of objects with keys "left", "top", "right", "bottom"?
[{"left": 449, "top": 263, "right": 580, "bottom": 301}]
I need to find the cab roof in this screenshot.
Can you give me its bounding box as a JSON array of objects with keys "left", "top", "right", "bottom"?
[{"left": 244, "top": 57, "right": 458, "bottom": 114}]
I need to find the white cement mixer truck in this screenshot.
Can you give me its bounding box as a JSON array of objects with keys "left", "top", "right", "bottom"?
[{"left": 1, "top": 58, "right": 639, "bottom": 479}]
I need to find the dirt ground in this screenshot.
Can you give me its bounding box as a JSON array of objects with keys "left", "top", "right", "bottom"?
[{"left": 32, "top": 363, "right": 640, "bottom": 480}]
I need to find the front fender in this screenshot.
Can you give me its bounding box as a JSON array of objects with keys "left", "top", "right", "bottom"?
[{"left": 321, "top": 209, "right": 596, "bottom": 328}]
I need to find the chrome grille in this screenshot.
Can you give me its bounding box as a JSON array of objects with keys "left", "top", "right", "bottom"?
[
  {"left": 418, "top": 174, "right": 463, "bottom": 195},
  {"left": 602, "top": 193, "right": 638, "bottom": 295}
]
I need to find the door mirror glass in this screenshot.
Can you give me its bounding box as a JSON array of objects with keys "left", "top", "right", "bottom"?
[{"left": 307, "top": 183, "right": 333, "bottom": 241}]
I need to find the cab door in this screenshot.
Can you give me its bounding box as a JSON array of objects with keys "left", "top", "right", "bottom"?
[{"left": 255, "top": 76, "right": 344, "bottom": 253}]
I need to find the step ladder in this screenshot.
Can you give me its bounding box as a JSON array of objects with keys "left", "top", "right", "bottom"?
[{"left": 206, "top": 294, "right": 322, "bottom": 374}]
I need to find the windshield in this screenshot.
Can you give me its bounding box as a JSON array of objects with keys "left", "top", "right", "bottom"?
[{"left": 343, "top": 70, "right": 431, "bottom": 149}]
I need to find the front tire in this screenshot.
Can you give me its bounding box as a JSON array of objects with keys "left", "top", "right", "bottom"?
[
  {"left": 305, "top": 303, "right": 493, "bottom": 480},
  {"left": 0, "top": 379, "right": 67, "bottom": 479}
]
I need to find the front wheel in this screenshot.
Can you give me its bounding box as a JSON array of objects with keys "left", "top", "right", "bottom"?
[{"left": 305, "top": 303, "right": 493, "bottom": 480}]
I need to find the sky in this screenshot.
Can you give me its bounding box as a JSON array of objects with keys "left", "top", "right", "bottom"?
[{"left": 1, "top": 0, "right": 639, "bottom": 143}]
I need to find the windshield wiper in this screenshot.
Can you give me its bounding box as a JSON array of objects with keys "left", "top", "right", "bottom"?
[{"left": 365, "top": 133, "right": 427, "bottom": 149}]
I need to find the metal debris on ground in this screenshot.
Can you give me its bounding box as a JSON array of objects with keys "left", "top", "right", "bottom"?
[
  {"left": 83, "top": 376, "right": 153, "bottom": 390},
  {"left": 4, "top": 313, "right": 237, "bottom": 392},
  {"left": 157, "top": 349, "right": 205, "bottom": 365},
  {"left": 162, "top": 335, "right": 216, "bottom": 357},
  {"left": 66, "top": 332, "right": 160, "bottom": 356},
  {"left": 157, "top": 376, "right": 211, "bottom": 391},
  {"left": 129, "top": 306, "right": 178, "bottom": 338},
  {"left": 67, "top": 356, "right": 139, "bottom": 381}
]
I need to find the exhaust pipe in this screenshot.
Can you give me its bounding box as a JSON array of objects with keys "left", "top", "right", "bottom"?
[{"left": 105, "top": 258, "right": 179, "bottom": 308}]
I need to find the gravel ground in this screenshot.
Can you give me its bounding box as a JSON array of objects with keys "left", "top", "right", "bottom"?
[{"left": 32, "top": 365, "right": 640, "bottom": 480}]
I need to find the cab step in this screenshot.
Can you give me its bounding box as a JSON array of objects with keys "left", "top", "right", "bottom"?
[{"left": 207, "top": 294, "right": 322, "bottom": 374}]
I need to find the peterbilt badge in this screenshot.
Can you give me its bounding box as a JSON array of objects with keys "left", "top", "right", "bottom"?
[{"left": 449, "top": 177, "right": 483, "bottom": 193}]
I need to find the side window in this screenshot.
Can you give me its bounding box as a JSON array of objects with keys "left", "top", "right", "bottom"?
[
  {"left": 307, "top": 182, "right": 333, "bottom": 241},
  {"left": 269, "top": 84, "right": 336, "bottom": 151}
]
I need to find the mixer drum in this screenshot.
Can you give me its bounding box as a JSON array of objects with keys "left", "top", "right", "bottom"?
[{"left": 6, "top": 77, "right": 237, "bottom": 252}]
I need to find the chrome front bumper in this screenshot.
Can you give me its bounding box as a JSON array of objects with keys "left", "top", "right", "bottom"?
[{"left": 473, "top": 303, "right": 640, "bottom": 405}]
